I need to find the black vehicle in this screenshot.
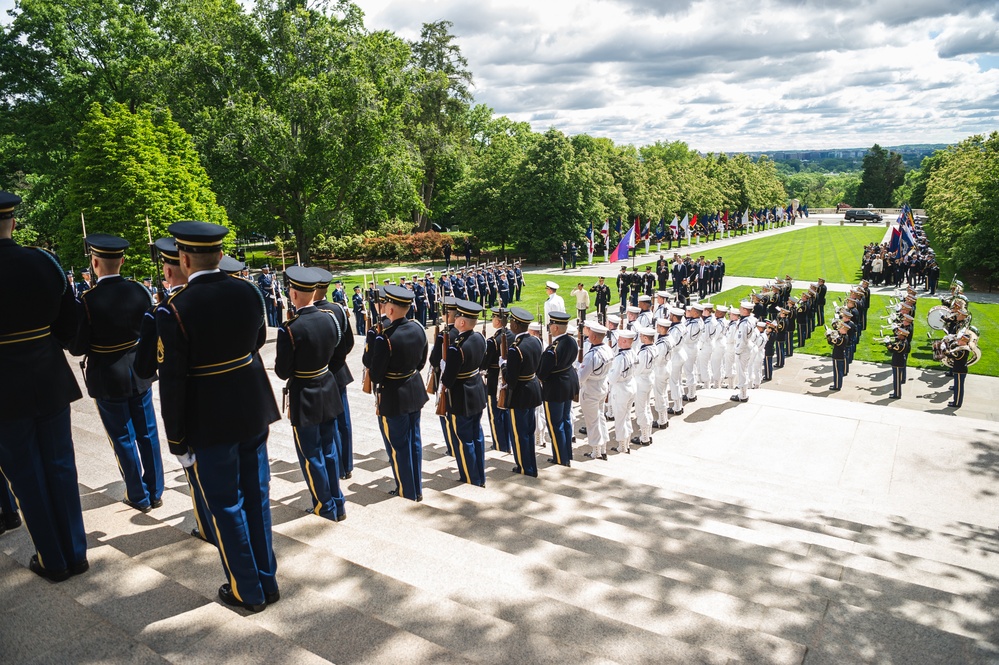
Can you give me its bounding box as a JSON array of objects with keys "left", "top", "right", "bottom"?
[{"left": 844, "top": 209, "right": 883, "bottom": 222}]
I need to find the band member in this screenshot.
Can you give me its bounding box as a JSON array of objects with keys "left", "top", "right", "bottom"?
[
  {"left": 608, "top": 329, "right": 638, "bottom": 453},
  {"left": 947, "top": 333, "right": 971, "bottom": 408},
  {"left": 828, "top": 321, "right": 848, "bottom": 391},
  {"left": 537, "top": 311, "right": 579, "bottom": 466},
  {"left": 482, "top": 307, "right": 514, "bottom": 453},
  {"left": 70, "top": 234, "right": 163, "bottom": 513},
  {"left": 275, "top": 266, "right": 346, "bottom": 521},
  {"left": 579, "top": 322, "right": 614, "bottom": 460},
  {"left": 363, "top": 285, "right": 429, "bottom": 500},
  {"left": 157, "top": 221, "right": 280, "bottom": 612},
  {"left": 312, "top": 268, "right": 355, "bottom": 481},
  {"left": 441, "top": 300, "right": 488, "bottom": 486},
  {"left": 887, "top": 328, "right": 911, "bottom": 399},
  {"left": 0, "top": 191, "right": 88, "bottom": 581},
  {"left": 503, "top": 308, "right": 543, "bottom": 477}
]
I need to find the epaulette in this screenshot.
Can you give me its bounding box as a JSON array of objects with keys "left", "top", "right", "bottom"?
[{"left": 165, "top": 284, "right": 188, "bottom": 305}]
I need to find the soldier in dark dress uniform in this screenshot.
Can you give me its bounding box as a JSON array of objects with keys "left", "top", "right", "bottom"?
[
  {"left": 502, "top": 307, "right": 543, "bottom": 477},
  {"left": 313, "top": 268, "right": 356, "bottom": 480},
  {"left": 362, "top": 285, "right": 429, "bottom": 501},
  {"left": 70, "top": 234, "right": 163, "bottom": 513},
  {"left": 590, "top": 276, "right": 611, "bottom": 324},
  {"left": 441, "top": 299, "right": 488, "bottom": 486},
  {"left": 0, "top": 191, "right": 88, "bottom": 582},
  {"left": 482, "top": 307, "right": 515, "bottom": 454},
  {"left": 887, "top": 328, "right": 911, "bottom": 399},
  {"left": 76, "top": 268, "right": 93, "bottom": 297},
  {"left": 352, "top": 286, "right": 365, "bottom": 335},
  {"left": 258, "top": 265, "right": 279, "bottom": 327},
  {"left": 157, "top": 221, "right": 281, "bottom": 612},
  {"left": 275, "top": 266, "right": 346, "bottom": 521},
  {"left": 537, "top": 311, "right": 579, "bottom": 467},
  {"left": 947, "top": 333, "right": 971, "bottom": 408},
  {"left": 430, "top": 297, "right": 459, "bottom": 456},
  {"left": 134, "top": 237, "right": 216, "bottom": 545},
  {"left": 828, "top": 321, "right": 848, "bottom": 391}
]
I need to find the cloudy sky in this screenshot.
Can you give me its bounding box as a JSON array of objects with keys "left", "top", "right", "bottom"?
[
  {"left": 2, "top": 0, "right": 996, "bottom": 152},
  {"left": 353, "top": 0, "right": 999, "bottom": 152}
]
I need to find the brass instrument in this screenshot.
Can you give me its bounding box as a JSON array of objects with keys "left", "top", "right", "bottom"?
[{"left": 824, "top": 326, "right": 841, "bottom": 342}]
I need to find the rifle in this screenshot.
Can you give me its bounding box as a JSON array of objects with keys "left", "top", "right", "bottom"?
[
  {"left": 426, "top": 323, "right": 440, "bottom": 394},
  {"left": 362, "top": 273, "right": 374, "bottom": 394},
  {"left": 435, "top": 324, "right": 448, "bottom": 417},
  {"left": 497, "top": 310, "right": 511, "bottom": 409},
  {"left": 577, "top": 322, "right": 585, "bottom": 364}
]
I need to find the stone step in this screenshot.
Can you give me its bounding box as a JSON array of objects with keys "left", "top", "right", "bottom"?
[{"left": 270, "top": 498, "right": 755, "bottom": 665}]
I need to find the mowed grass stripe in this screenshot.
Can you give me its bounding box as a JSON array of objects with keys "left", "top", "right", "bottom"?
[
  {"left": 722, "top": 226, "right": 888, "bottom": 284},
  {"left": 710, "top": 285, "right": 996, "bottom": 377}
]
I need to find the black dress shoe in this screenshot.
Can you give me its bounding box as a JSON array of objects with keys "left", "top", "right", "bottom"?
[
  {"left": 947, "top": 402, "right": 958, "bottom": 407},
  {"left": 416, "top": 494, "right": 424, "bottom": 502},
  {"left": 583, "top": 452, "right": 594, "bottom": 458},
  {"left": 547, "top": 458, "right": 556, "bottom": 464},
  {"left": 579, "top": 427, "right": 587, "bottom": 435},
  {"left": 605, "top": 415, "right": 614, "bottom": 421},
  {"left": 600, "top": 454, "right": 608, "bottom": 461},
  {"left": 218, "top": 584, "right": 266, "bottom": 613},
  {"left": 611, "top": 446, "right": 619, "bottom": 452},
  {"left": 4, "top": 512, "right": 22, "bottom": 530},
  {"left": 69, "top": 559, "right": 90, "bottom": 576},
  {"left": 571, "top": 436, "right": 576, "bottom": 443},
  {"left": 511, "top": 465, "right": 521, "bottom": 473},
  {"left": 336, "top": 512, "right": 347, "bottom": 522},
  {"left": 191, "top": 528, "right": 209, "bottom": 542},
  {"left": 682, "top": 395, "right": 690, "bottom": 402},
  {"left": 729, "top": 395, "right": 741, "bottom": 402},
  {"left": 687, "top": 396, "right": 697, "bottom": 402},
  {"left": 265, "top": 589, "right": 281, "bottom": 605},
  {"left": 888, "top": 394, "right": 900, "bottom": 399},
  {"left": 630, "top": 436, "right": 641, "bottom": 444},
  {"left": 122, "top": 499, "right": 151, "bottom": 513},
  {"left": 29, "top": 555, "right": 70, "bottom": 582},
  {"left": 388, "top": 489, "right": 400, "bottom": 497},
  {"left": 341, "top": 472, "right": 352, "bottom": 480},
  {"left": 150, "top": 498, "right": 163, "bottom": 509},
  {"left": 526, "top": 471, "right": 538, "bottom": 478},
  {"left": 740, "top": 397, "right": 749, "bottom": 402}
]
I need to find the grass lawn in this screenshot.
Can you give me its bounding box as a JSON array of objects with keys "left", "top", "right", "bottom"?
[
  {"left": 721, "top": 225, "right": 888, "bottom": 283},
  {"left": 711, "top": 285, "right": 996, "bottom": 377}
]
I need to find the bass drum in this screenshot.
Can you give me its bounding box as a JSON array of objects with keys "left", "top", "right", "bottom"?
[{"left": 926, "top": 305, "right": 950, "bottom": 331}]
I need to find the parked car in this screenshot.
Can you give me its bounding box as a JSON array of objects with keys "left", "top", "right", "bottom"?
[{"left": 844, "top": 209, "right": 883, "bottom": 222}]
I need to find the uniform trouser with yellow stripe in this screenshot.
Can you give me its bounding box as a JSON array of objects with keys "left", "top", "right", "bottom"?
[
  {"left": 487, "top": 395, "right": 512, "bottom": 453},
  {"left": 292, "top": 420, "right": 345, "bottom": 520},
  {"left": 449, "top": 411, "right": 485, "bottom": 486},
  {"left": 545, "top": 399, "right": 573, "bottom": 466},
  {"left": 832, "top": 357, "right": 845, "bottom": 390},
  {"left": 379, "top": 412, "right": 423, "bottom": 500},
  {"left": 95, "top": 388, "right": 163, "bottom": 508},
  {"left": 439, "top": 415, "right": 455, "bottom": 456},
  {"left": 951, "top": 371, "right": 966, "bottom": 407},
  {"left": 192, "top": 432, "right": 277, "bottom": 606},
  {"left": 333, "top": 384, "right": 353, "bottom": 477},
  {"left": 892, "top": 366, "right": 904, "bottom": 397},
  {"left": 0, "top": 406, "right": 87, "bottom": 574},
  {"left": 182, "top": 466, "right": 216, "bottom": 546},
  {"left": 510, "top": 407, "right": 538, "bottom": 477}
]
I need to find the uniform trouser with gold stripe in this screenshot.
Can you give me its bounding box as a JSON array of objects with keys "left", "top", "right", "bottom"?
[
  {"left": 182, "top": 466, "right": 216, "bottom": 545},
  {"left": 0, "top": 477, "right": 15, "bottom": 517},
  {"left": 95, "top": 388, "right": 163, "bottom": 508},
  {"left": 545, "top": 399, "right": 573, "bottom": 466},
  {"left": 0, "top": 406, "right": 87, "bottom": 574},
  {"left": 333, "top": 385, "right": 353, "bottom": 477},
  {"left": 192, "top": 432, "right": 277, "bottom": 606},
  {"left": 510, "top": 407, "right": 538, "bottom": 476},
  {"left": 832, "top": 357, "right": 845, "bottom": 390},
  {"left": 487, "top": 395, "right": 512, "bottom": 453},
  {"left": 951, "top": 371, "right": 966, "bottom": 407},
  {"left": 439, "top": 415, "right": 455, "bottom": 456},
  {"left": 292, "top": 420, "right": 345, "bottom": 520},
  {"left": 378, "top": 412, "right": 423, "bottom": 500},
  {"left": 892, "top": 366, "right": 904, "bottom": 397},
  {"left": 449, "top": 411, "right": 485, "bottom": 486}
]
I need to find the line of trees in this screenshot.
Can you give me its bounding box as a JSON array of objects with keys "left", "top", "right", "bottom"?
[{"left": 0, "top": 0, "right": 800, "bottom": 273}]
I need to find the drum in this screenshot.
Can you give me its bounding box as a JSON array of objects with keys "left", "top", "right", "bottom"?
[{"left": 927, "top": 305, "right": 950, "bottom": 330}]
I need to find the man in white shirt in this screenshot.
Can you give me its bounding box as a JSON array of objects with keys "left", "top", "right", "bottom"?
[
  {"left": 569, "top": 282, "right": 590, "bottom": 324},
  {"left": 579, "top": 322, "right": 614, "bottom": 461},
  {"left": 608, "top": 329, "right": 637, "bottom": 454},
  {"left": 543, "top": 281, "right": 565, "bottom": 326}
]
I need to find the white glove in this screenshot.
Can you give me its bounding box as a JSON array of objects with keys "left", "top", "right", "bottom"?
[
  {"left": 439, "top": 360, "right": 446, "bottom": 373},
  {"left": 498, "top": 358, "right": 507, "bottom": 368},
  {"left": 176, "top": 452, "right": 196, "bottom": 468}
]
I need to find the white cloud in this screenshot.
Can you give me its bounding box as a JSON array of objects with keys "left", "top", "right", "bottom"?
[{"left": 356, "top": 0, "right": 999, "bottom": 151}]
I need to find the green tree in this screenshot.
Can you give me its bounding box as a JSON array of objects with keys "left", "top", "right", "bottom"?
[
  {"left": 855, "top": 144, "right": 905, "bottom": 207},
  {"left": 923, "top": 132, "right": 999, "bottom": 289},
  {"left": 407, "top": 20, "right": 474, "bottom": 232},
  {"left": 62, "top": 102, "right": 230, "bottom": 277}
]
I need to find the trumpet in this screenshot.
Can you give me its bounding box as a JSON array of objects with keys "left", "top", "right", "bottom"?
[{"left": 825, "top": 326, "right": 841, "bottom": 342}]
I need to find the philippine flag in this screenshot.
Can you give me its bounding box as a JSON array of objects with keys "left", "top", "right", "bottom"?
[{"left": 609, "top": 222, "right": 637, "bottom": 263}]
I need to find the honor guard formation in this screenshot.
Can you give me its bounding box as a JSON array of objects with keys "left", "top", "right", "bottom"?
[{"left": 0, "top": 190, "right": 985, "bottom": 617}]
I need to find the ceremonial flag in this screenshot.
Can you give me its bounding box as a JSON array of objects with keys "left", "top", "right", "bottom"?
[
  {"left": 742, "top": 208, "right": 749, "bottom": 227},
  {"left": 670, "top": 214, "right": 679, "bottom": 234},
  {"left": 657, "top": 218, "right": 665, "bottom": 239},
  {"left": 888, "top": 224, "right": 901, "bottom": 255},
  {"left": 586, "top": 221, "right": 594, "bottom": 255},
  {"left": 679, "top": 213, "right": 689, "bottom": 233},
  {"left": 642, "top": 218, "right": 651, "bottom": 240},
  {"left": 609, "top": 222, "right": 636, "bottom": 263},
  {"left": 900, "top": 220, "right": 916, "bottom": 254},
  {"left": 600, "top": 219, "right": 609, "bottom": 240},
  {"left": 722, "top": 210, "right": 729, "bottom": 230},
  {"left": 634, "top": 216, "right": 641, "bottom": 241}
]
